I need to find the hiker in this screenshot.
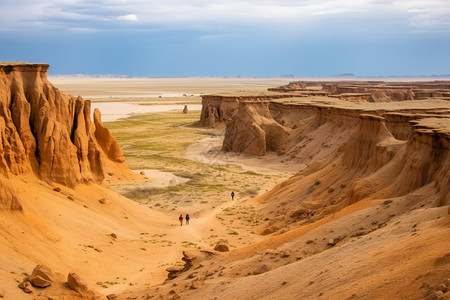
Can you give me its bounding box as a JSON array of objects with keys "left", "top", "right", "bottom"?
[
  {"left": 179, "top": 214, "right": 183, "bottom": 226},
  {"left": 231, "top": 191, "right": 235, "bottom": 201},
  {"left": 185, "top": 214, "right": 190, "bottom": 225}
]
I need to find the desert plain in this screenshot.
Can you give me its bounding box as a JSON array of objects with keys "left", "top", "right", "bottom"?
[{"left": 0, "top": 63, "right": 449, "bottom": 300}]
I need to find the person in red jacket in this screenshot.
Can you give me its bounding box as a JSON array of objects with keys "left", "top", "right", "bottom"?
[{"left": 179, "top": 214, "right": 183, "bottom": 226}]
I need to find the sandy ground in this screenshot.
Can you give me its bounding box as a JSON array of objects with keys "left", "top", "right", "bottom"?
[
  {"left": 2, "top": 77, "right": 449, "bottom": 300},
  {"left": 49, "top": 76, "right": 294, "bottom": 100},
  {"left": 185, "top": 135, "right": 303, "bottom": 176},
  {"left": 91, "top": 103, "right": 203, "bottom": 122}
]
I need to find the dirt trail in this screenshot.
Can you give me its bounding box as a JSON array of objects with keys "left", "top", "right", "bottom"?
[
  {"left": 176, "top": 199, "right": 237, "bottom": 240},
  {"left": 185, "top": 136, "right": 302, "bottom": 176},
  {"left": 106, "top": 196, "right": 239, "bottom": 294}
]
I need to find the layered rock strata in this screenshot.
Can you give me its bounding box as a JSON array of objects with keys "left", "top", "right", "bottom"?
[
  {"left": 222, "top": 101, "right": 290, "bottom": 155},
  {"left": 273, "top": 80, "right": 450, "bottom": 102},
  {"left": 0, "top": 63, "right": 125, "bottom": 191},
  {"left": 202, "top": 80, "right": 450, "bottom": 128},
  {"left": 222, "top": 97, "right": 449, "bottom": 158},
  {"left": 256, "top": 111, "right": 450, "bottom": 231},
  {"left": 214, "top": 90, "right": 450, "bottom": 231},
  {"left": 200, "top": 92, "right": 301, "bottom": 127}
]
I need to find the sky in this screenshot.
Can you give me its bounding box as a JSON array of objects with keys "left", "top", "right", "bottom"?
[{"left": 0, "top": 0, "right": 449, "bottom": 76}]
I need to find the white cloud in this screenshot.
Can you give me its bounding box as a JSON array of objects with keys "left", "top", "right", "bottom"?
[
  {"left": 0, "top": 0, "right": 449, "bottom": 32},
  {"left": 117, "top": 14, "right": 138, "bottom": 21}
]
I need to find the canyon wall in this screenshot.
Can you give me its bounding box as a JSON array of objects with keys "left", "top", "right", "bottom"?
[
  {"left": 206, "top": 82, "right": 450, "bottom": 230},
  {"left": 222, "top": 101, "right": 290, "bottom": 155},
  {"left": 252, "top": 110, "right": 449, "bottom": 232},
  {"left": 201, "top": 80, "right": 450, "bottom": 128},
  {"left": 0, "top": 63, "right": 126, "bottom": 197},
  {"left": 200, "top": 92, "right": 302, "bottom": 127}
]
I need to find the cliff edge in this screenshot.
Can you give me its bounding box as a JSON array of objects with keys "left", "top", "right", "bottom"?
[{"left": 0, "top": 62, "right": 126, "bottom": 192}]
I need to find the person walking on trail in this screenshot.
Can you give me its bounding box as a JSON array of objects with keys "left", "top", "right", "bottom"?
[
  {"left": 179, "top": 214, "right": 183, "bottom": 226},
  {"left": 185, "top": 214, "right": 190, "bottom": 225},
  {"left": 231, "top": 191, "right": 235, "bottom": 201}
]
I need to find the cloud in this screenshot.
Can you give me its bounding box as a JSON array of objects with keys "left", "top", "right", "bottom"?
[
  {"left": 117, "top": 14, "right": 138, "bottom": 21},
  {"left": 0, "top": 0, "right": 449, "bottom": 32}
]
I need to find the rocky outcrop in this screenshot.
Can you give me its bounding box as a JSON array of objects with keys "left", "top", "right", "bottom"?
[
  {"left": 216, "top": 85, "right": 450, "bottom": 229},
  {"left": 222, "top": 102, "right": 290, "bottom": 156},
  {"left": 166, "top": 250, "right": 215, "bottom": 280},
  {"left": 93, "top": 109, "right": 125, "bottom": 163},
  {"left": 220, "top": 94, "right": 449, "bottom": 163},
  {"left": 268, "top": 81, "right": 307, "bottom": 92},
  {"left": 252, "top": 108, "right": 450, "bottom": 229},
  {"left": 201, "top": 81, "right": 450, "bottom": 129},
  {"left": 0, "top": 178, "right": 23, "bottom": 211},
  {"left": 214, "top": 241, "right": 230, "bottom": 252},
  {"left": 200, "top": 92, "right": 301, "bottom": 127},
  {"left": 67, "top": 272, "right": 100, "bottom": 298},
  {"left": 272, "top": 80, "right": 450, "bottom": 102},
  {"left": 18, "top": 265, "right": 103, "bottom": 299},
  {"left": 0, "top": 62, "right": 127, "bottom": 190}
]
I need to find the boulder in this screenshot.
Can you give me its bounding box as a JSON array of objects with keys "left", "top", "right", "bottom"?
[
  {"left": 67, "top": 272, "right": 102, "bottom": 299},
  {"left": 23, "top": 283, "right": 33, "bottom": 294},
  {"left": 19, "top": 281, "right": 33, "bottom": 293},
  {"left": 214, "top": 242, "right": 230, "bottom": 252},
  {"left": 28, "top": 265, "right": 53, "bottom": 287},
  {"left": 67, "top": 272, "right": 88, "bottom": 293},
  {"left": 426, "top": 291, "right": 445, "bottom": 300}
]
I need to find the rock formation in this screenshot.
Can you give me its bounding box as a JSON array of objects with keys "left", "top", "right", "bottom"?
[
  {"left": 213, "top": 241, "right": 230, "bottom": 252},
  {"left": 222, "top": 102, "right": 290, "bottom": 156},
  {"left": 166, "top": 250, "right": 215, "bottom": 280},
  {"left": 0, "top": 62, "right": 127, "bottom": 192},
  {"left": 200, "top": 92, "right": 300, "bottom": 127},
  {"left": 93, "top": 108, "right": 125, "bottom": 163},
  {"left": 67, "top": 272, "right": 95, "bottom": 296},
  {"left": 202, "top": 80, "right": 450, "bottom": 229},
  {"left": 201, "top": 80, "right": 450, "bottom": 128},
  {"left": 28, "top": 265, "right": 54, "bottom": 287},
  {"left": 244, "top": 104, "right": 448, "bottom": 228},
  {"left": 0, "top": 178, "right": 23, "bottom": 210}
]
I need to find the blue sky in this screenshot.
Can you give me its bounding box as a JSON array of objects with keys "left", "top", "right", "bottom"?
[{"left": 0, "top": 0, "right": 449, "bottom": 76}]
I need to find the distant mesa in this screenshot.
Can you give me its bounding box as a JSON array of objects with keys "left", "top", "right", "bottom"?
[{"left": 0, "top": 62, "right": 129, "bottom": 209}]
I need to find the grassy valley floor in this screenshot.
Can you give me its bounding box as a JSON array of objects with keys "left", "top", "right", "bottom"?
[{"left": 104, "top": 109, "right": 299, "bottom": 253}]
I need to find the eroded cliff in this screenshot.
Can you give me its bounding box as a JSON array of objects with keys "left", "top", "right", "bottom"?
[
  {"left": 0, "top": 63, "right": 126, "bottom": 199},
  {"left": 197, "top": 79, "right": 450, "bottom": 235},
  {"left": 202, "top": 80, "right": 450, "bottom": 128}
]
